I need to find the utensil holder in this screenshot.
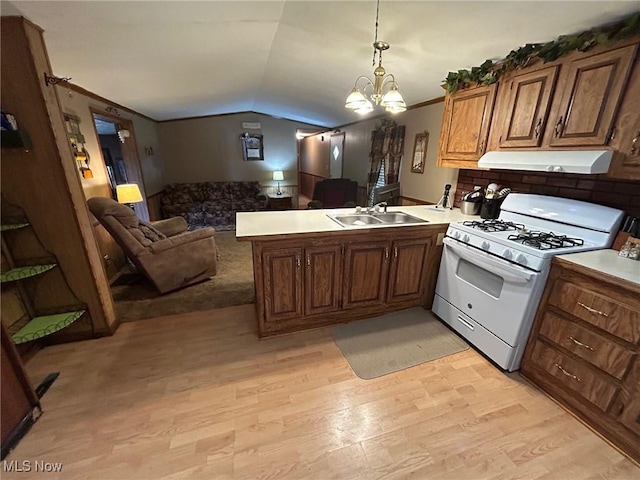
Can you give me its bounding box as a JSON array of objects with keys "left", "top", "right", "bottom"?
[{"left": 480, "top": 197, "right": 505, "bottom": 219}]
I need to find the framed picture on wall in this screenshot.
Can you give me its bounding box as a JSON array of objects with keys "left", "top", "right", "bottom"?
[
  {"left": 241, "top": 133, "right": 264, "bottom": 161},
  {"left": 411, "top": 131, "right": 428, "bottom": 174}
]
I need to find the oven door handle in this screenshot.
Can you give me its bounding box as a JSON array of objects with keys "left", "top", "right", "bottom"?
[{"left": 443, "top": 238, "right": 534, "bottom": 283}]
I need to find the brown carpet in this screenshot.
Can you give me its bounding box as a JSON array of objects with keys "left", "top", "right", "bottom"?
[
  {"left": 111, "top": 231, "right": 254, "bottom": 322},
  {"left": 331, "top": 308, "right": 469, "bottom": 379}
]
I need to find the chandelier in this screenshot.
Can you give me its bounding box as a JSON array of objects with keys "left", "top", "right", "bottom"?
[{"left": 344, "top": 0, "right": 407, "bottom": 115}]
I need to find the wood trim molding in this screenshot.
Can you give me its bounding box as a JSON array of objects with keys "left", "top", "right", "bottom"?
[
  {"left": 66, "top": 82, "right": 155, "bottom": 122},
  {"left": 158, "top": 110, "right": 323, "bottom": 127}
]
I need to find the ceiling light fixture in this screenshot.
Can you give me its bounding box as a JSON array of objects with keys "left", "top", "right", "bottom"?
[{"left": 345, "top": 0, "right": 406, "bottom": 115}]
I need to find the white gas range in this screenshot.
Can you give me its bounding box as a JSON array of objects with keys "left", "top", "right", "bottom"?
[{"left": 433, "top": 193, "right": 624, "bottom": 371}]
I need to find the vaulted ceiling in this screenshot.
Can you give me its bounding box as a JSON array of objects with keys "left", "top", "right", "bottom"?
[{"left": 3, "top": 1, "right": 638, "bottom": 127}]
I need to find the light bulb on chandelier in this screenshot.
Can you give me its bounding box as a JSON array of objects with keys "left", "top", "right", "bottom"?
[{"left": 345, "top": 0, "right": 406, "bottom": 115}]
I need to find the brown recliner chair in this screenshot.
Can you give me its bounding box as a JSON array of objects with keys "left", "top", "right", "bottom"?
[{"left": 87, "top": 197, "right": 218, "bottom": 294}]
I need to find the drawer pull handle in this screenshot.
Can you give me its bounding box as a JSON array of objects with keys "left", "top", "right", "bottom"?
[
  {"left": 296, "top": 255, "right": 301, "bottom": 268},
  {"left": 569, "top": 336, "right": 594, "bottom": 351},
  {"left": 577, "top": 302, "right": 609, "bottom": 317},
  {"left": 555, "top": 363, "right": 581, "bottom": 381}
]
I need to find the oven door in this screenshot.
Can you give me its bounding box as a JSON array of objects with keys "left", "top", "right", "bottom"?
[{"left": 435, "top": 237, "right": 545, "bottom": 346}]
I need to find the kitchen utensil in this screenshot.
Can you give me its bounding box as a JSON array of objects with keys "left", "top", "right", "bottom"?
[{"left": 498, "top": 187, "right": 511, "bottom": 197}]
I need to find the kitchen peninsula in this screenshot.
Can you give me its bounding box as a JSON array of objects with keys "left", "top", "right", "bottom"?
[{"left": 236, "top": 206, "right": 468, "bottom": 337}]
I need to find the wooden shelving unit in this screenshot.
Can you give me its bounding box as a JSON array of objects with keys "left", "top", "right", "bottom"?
[{"left": 1, "top": 200, "right": 90, "bottom": 348}]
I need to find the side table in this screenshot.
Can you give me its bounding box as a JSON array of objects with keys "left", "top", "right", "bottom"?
[{"left": 267, "top": 194, "right": 293, "bottom": 210}]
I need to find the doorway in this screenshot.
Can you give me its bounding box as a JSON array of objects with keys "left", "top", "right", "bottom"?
[{"left": 91, "top": 109, "right": 149, "bottom": 221}]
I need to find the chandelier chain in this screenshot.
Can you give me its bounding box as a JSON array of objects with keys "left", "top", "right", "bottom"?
[{"left": 372, "top": 0, "right": 380, "bottom": 66}]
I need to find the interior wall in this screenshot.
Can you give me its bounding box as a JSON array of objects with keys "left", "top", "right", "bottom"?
[
  {"left": 335, "top": 100, "right": 459, "bottom": 204},
  {"left": 158, "top": 112, "right": 321, "bottom": 191},
  {"left": 56, "top": 86, "right": 165, "bottom": 197}
]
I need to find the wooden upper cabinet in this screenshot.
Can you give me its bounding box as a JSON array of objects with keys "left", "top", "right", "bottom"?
[
  {"left": 438, "top": 83, "right": 497, "bottom": 167},
  {"left": 499, "top": 66, "right": 559, "bottom": 148},
  {"left": 608, "top": 51, "right": 640, "bottom": 180},
  {"left": 548, "top": 44, "right": 637, "bottom": 147},
  {"left": 262, "top": 248, "right": 303, "bottom": 323},
  {"left": 304, "top": 245, "right": 342, "bottom": 316}
]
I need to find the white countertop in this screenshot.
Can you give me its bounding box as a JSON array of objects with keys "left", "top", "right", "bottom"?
[
  {"left": 236, "top": 205, "right": 471, "bottom": 239},
  {"left": 557, "top": 249, "right": 640, "bottom": 286}
]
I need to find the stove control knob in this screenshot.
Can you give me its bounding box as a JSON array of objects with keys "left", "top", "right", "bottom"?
[
  {"left": 462, "top": 234, "right": 470, "bottom": 242},
  {"left": 516, "top": 254, "right": 528, "bottom": 265},
  {"left": 481, "top": 241, "right": 491, "bottom": 250},
  {"left": 503, "top": 249, "right": 513, "bottom": 259},
  {"left": 454, "top": 231, "right": 461, "bottom": 239}
]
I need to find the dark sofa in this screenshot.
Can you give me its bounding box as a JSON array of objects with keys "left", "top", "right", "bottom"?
[{"left": 161, "top": 181, "right": 267, "bottom": 230}]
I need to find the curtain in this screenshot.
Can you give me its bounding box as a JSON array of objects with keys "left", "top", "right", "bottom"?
[{"left": 367, "top": 120, "right": 406, "bottom": 206}]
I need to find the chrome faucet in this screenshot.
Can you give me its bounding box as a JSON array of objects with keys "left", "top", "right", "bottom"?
[{"left": 367, "top": 202, "right": 388, "bottom": 214}]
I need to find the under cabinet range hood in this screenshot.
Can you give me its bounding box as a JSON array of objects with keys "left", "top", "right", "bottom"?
[{"left": 477, "top": 150, "right": 613, "bottom": 174}]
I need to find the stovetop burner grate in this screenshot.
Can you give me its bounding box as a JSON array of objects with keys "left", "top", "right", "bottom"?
[
  {"left": 507, "top": 231, "right": 585, "bottom": 250},
  {"left": 462, "top": 219, "right": 525, "bottom": 232}
]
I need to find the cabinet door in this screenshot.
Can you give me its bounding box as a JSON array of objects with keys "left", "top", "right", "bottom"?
[
  {"left": 612, "top": 356, "right": 640, "bottom": 438},
  {"left": 387, "top": 238, "right": 431, "bottom": 304},
  {"left": 262, "top": 248, "right": 303, "bottom": 323},
  {"left": 499, "top": 66, "right": 559, "bottom": 148},
  {"left": 342, "top": 241, "right": 390, "bottom": 309},
  {"left": 608, "top": 56, "right": 640, "bottom": 180},
  {"left": 304, "top": 245, "right": 342, "bottom": 316},
  {"left": 549, "top": 44, "right": 637, "bottom": 147},
  {"left": 438, "top": 84, "right": 497, "bottom": 167}
]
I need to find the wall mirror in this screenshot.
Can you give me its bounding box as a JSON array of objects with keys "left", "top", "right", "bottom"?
[
  {"left": 241, "top": 133, "right": 264, "bottom": 161},
  {"left": 411, "top": 131, "right": 428, "bottom": 174}
]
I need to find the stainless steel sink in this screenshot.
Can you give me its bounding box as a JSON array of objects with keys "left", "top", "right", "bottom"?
[
  {"left": 328, "top": 212, "right": 428, "bottom": 227},
  {"left": 328, "top": 214, "right": 383, "bottom": 226},
  {"left": 374, "top": 212, "right": 426, "bottom": 224}
]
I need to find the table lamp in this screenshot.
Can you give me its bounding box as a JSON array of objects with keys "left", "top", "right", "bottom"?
[
  {"left": 116, "top": 183, "right": 143, "bottom": 209},
  {"left": 273, "top": 171, "right": 284, "bottom": 196}
]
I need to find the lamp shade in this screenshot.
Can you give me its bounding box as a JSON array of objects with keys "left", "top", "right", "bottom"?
[
  {"left": 345, "top": 88, "right": 369, "bottom": 109},
  {"left": 116, "top": 183, "right": 143, "bottom": 204},
  {"left": 272, "top": 170, "right": 284, "bottom": 181}
]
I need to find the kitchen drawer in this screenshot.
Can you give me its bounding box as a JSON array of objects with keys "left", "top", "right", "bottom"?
[
  {"left": 549, "top": 279, "right": 640, "bottom": 344},
  {"left": 539, "top": 311, "right": 635, "bottom": 380},
  {"left": 530, "top": 340, "right": 618, "bottom": 411}
]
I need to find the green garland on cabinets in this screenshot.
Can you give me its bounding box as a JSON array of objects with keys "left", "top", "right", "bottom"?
[{"left": 444, "top": 11, "right": 640, "bottom": 93}]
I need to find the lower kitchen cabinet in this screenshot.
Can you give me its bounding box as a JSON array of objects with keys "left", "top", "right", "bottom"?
[
  {"left": 387, "top": 238, "right": 432, "bottom": 304},
  {"left": 252, "top": 225, "right": 446, "bottom": 337},
  {"left": 521, "top": 257, "right": 640, "bottom": 463},
  {"left": 342, "top": 241, "right": 390, "bottom": 309},
  {"left": 262, "top": 247, "right": 304, "bottom": 323},
  {"left": 305, "top": 245, "right": 342, "bottom": 316}
]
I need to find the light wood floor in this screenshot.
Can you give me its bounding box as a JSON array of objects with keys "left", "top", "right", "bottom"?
[{"left": 5, "top": 304, "right": 638, "bottom": 479}]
